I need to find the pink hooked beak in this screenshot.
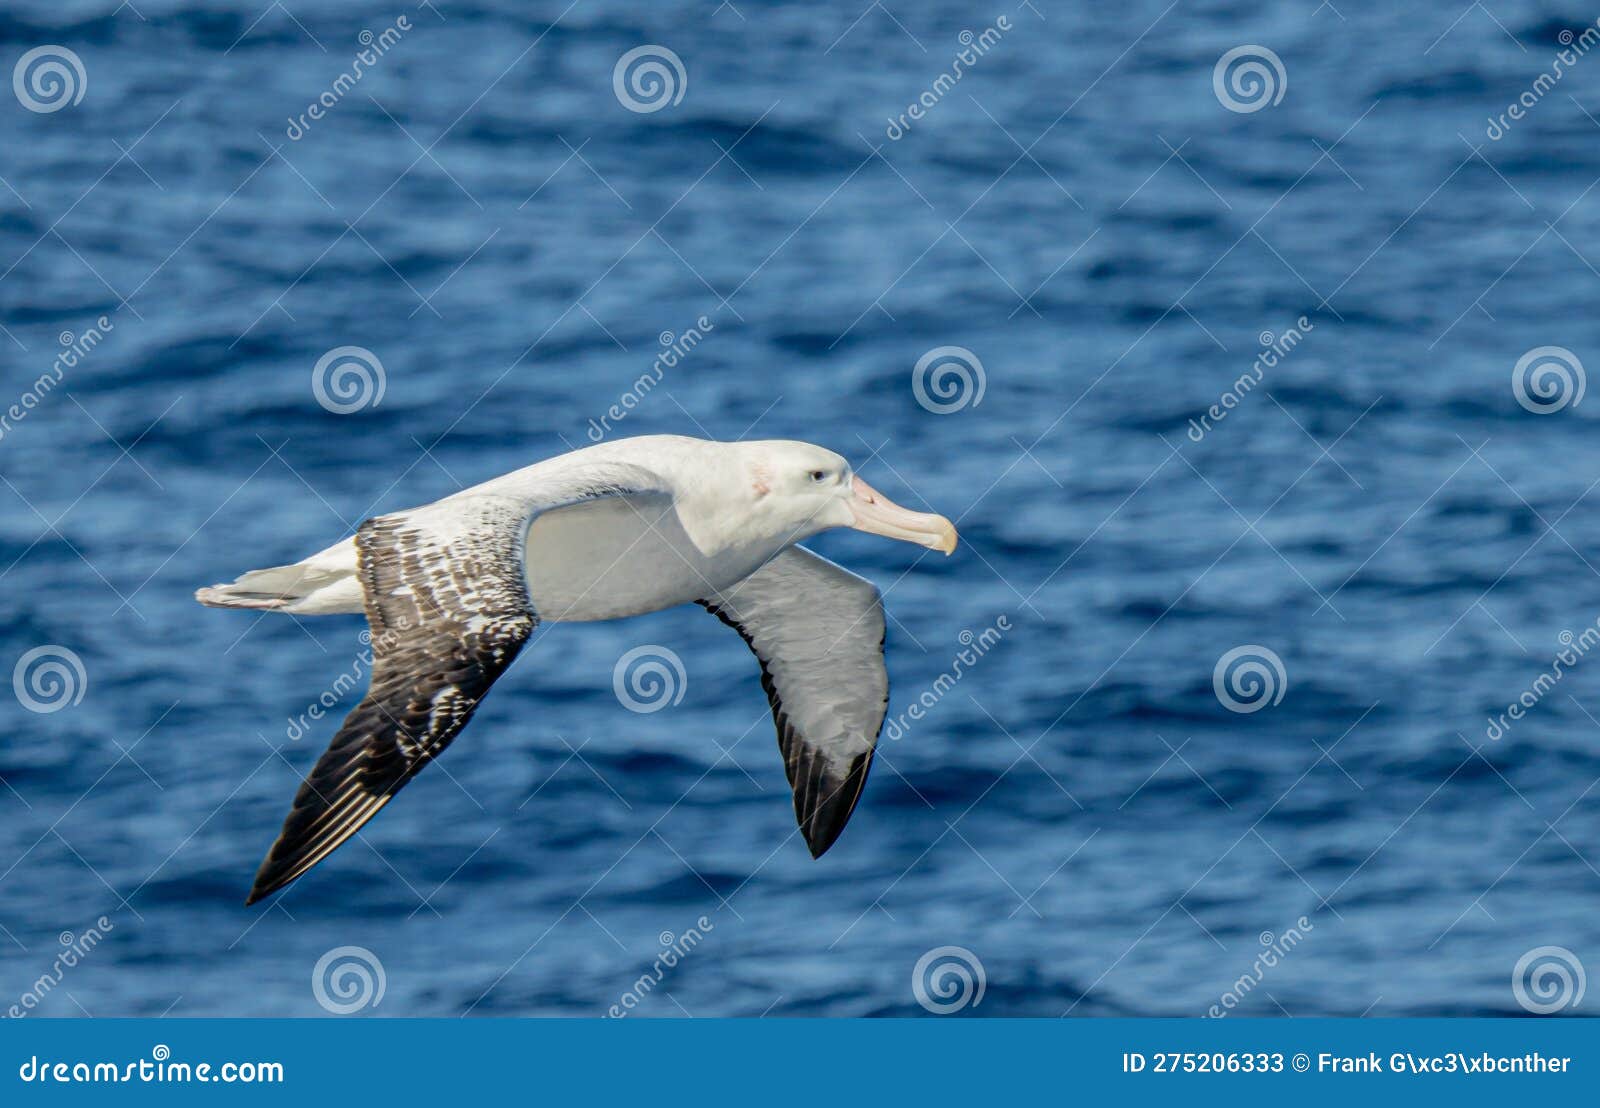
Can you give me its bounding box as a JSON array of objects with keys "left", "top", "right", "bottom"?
[{"left": 848, "top": 476, "right": 958, "bottom": 555}]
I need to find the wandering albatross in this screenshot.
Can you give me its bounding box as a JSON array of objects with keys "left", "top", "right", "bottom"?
[{"left": 196, "top": 435, "right": 958, "bottom": 905}]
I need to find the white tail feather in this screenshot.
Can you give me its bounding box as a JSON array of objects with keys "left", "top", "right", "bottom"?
[{"left": 195, "top": 538, "right": 364, "bottom": 615}]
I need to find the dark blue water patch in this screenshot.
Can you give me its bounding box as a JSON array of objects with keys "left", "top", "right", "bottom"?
[
  {"left": 1514, "top": 16, "right": 1586, "bottom": 47},
  {"left": 1372, "top": 68, "right": 1500, "bottom": 103},
  {"left": 3, "top": 0, "right": 1600, "bottom": 1018}
]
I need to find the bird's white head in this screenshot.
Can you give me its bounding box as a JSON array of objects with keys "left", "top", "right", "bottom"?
[{"left": 724, "top": 439, "right": 959, "bottom": 556}]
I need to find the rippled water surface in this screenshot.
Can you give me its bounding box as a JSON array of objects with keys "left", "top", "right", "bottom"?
[{"left": 2, "top": 0, "right": 1600, "bottom": 1017}]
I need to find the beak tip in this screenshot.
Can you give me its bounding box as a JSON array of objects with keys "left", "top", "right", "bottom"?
[{"left": 848, "top": 478, "right": 958, "bottom": 556}]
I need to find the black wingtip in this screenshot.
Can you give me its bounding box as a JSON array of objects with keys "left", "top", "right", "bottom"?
[
  {"left": 801, "top": 810, "right": 851, "bottom": 858},
  {"left": 796, "top": 752, "right": 873, "bottom": 860},
  {"left": 244, "top": 868, "right": 277, "bottom": 907},
  {"left": 246, "top": 844, "right": 304, "bottom": 906},
  {"left": 246, "top": 841, "right": 309, "bottom": 906},
  {"left": 805, "top": 833, "right": 832, "bottom": 860}
]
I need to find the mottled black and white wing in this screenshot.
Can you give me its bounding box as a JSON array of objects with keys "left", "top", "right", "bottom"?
[
  {"left": 699, "top": 546, "right": 887, "bottom": 858},
  {"left": 246, "top": 496, "right": 536, "bottom": 904},
  {"left": 248, "top": 464, "right": 669, "bottom": 905}
]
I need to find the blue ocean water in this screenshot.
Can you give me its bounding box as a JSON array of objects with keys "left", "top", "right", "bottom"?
[{"left": 1, "top": 0, "right": 1599, "bottom": 1018}]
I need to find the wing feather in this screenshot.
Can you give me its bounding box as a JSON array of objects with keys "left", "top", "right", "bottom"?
[
  {"left": 246, "top": 463, "right": 672, "bottom": 904},
  {"left": 699, "top": 546, "right": 887, "bottom": 857},
  {"left": 246, "top": 496, "right": 536, "bottom": 904}
]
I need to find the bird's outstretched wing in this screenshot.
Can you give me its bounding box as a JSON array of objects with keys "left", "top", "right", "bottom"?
[
  {"left": 247, "top": 496, "right": 535, "bottom": 904},
  {"left": 248, "top": 463, "right": 671, "bottom": 905},
  {"left": 699, "top": 546, "right": 888, "bottom": 857}
]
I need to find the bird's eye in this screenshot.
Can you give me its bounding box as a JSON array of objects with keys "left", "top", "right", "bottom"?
[{"left": 809, "top": 469, "right": 828, "bottom": 483}]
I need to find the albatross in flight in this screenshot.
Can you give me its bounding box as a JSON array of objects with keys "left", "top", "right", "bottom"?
[{"left": 196, "top": 435, "right": 958, "bottom": 904}]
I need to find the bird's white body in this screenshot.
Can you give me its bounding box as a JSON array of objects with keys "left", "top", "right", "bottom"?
[
  {"left": 525, "top": 493, "right": 773, "bottom": 620},
  {"left": 256, "top": 436, "right": 836, "bottom": 620}
]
